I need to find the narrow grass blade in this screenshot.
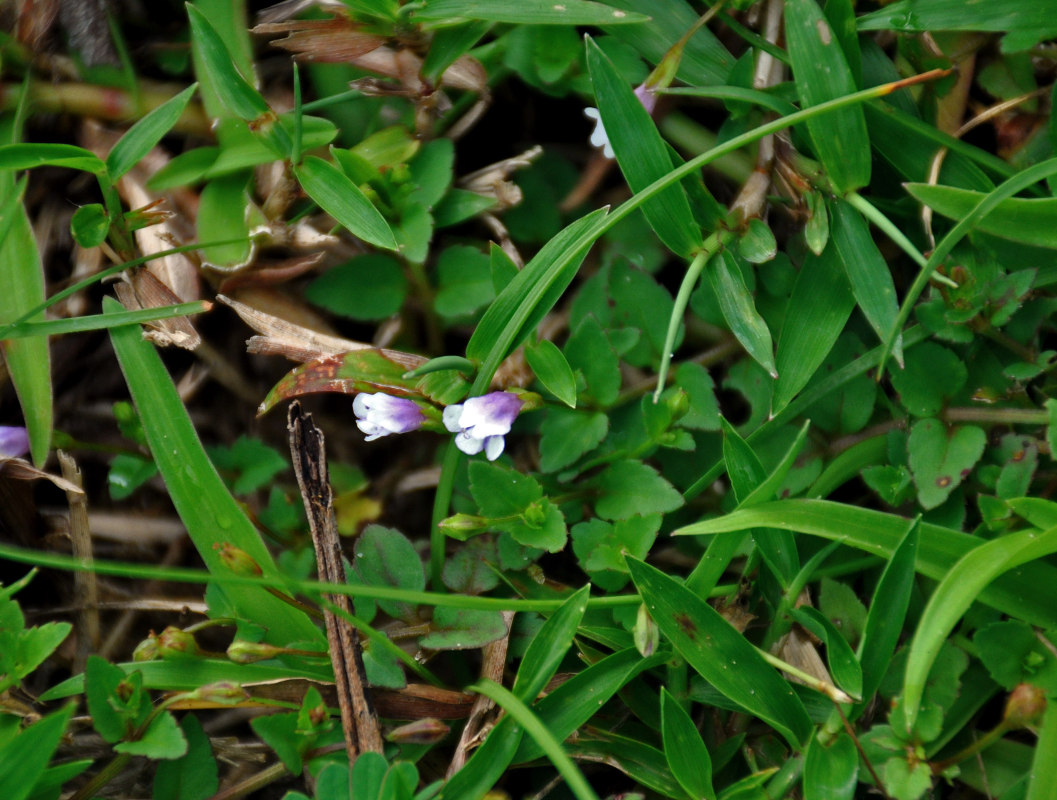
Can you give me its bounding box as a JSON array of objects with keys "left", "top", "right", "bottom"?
[
  {"left": 785, "top": 0, "right": 869, "bottom": 192},
  {"left": 470, "top": 679, "right": 600, "bottom": 800},
  {"left": 855, "top": 518, "right": 918, "bottom": 716},
  {"left": 905, "top": 183, "right": 1057, "bottom": 250},
  {"left": 1027, "top": 699, "right": 1057, "bottom": 800},
  {"left": 412, "top": 0, "right": 648, "bottom": 26},
  {"left": 0, "top": 175, "right": 52, "bottom": 466},
  {"left": 830, "top": 199, "right": 902, "bottom": 365},
  {"left": 106, "top": 84, "right": 198, "bottom": 180},
  {"left": 902, "top": 522, "right": 1057, "bottom": 732},
  {"left": 628, "top": 557, "right": 813, "bottom": 748},
  {"left": 0, "top": 143, "right": 105, "bottom": 174},
  {"left": 661, "top": 687, "right": 716, "bottom": 800},
  {"left": 773, "top": 242, "right": 854, "bottom": 412},
  {"left": 858, "top": 0, "right": 1057, "bottom": 37},
  {"left": 675, "top": 499, "right": 1057, "bottom": 628},
  {"left": 106, "top": 297, "right": 320, "bottom": 646},
  {"left": 586, "top": 36, "right": 703, "bottom": 259},
  {"left": 1, "top": 302, "right": 210, "bottom": 338},
  {"left": 186, "top": 3, "right": 268, "bottom": 121},
  {"left": 294, "top": 155, "right": 398, "bottom": 251},
  {"left": 708, "top": 250, "right": 776, "bottom": 377},
  {"left": 514, "top": 648, "right": 665, "bottom": 763}
]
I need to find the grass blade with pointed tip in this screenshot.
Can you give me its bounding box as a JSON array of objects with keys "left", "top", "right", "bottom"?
[
  {"left": 708, "top": 250, "right": 777, "bottom": 377},
  {"left": 0, "top": 174, "right": 52, "bottom": 466},
  {"left": 902, "top": 522, "right": 1057, "bottom": 733},
  {"left": 0, "top": 143, "right": 106, "bottom": 174},
  {"left": 661, "top": 687, "right": 716, "bottom": 800},
  {"left": 858, "top": 0, "right": 1057, "bottom": 36},
  {"left": 855, "top": 518, "right": 918, "bottom": 717},
  {"left": 785, "top": 0, "right": 869, "bottom": 192},
  {"left": 1027, "top": 700, "right": 1057, "bottom": 800},
  {"left": 773, "top": 242, "right": 854, "bottom": 412},
  {"left": 905, "top": 183, "right": 1057, "bottom": 250},
  {"left": 186, "top": 3, "right": 268, "bottom": 121},
  {"left": 830, "top": 199, "right": 902, "bottom": 365},
  {"left": 412, "top": 0, "right": 649, "bottom": 26},
  {"left": 1, "top": 302, "right": 210, "bottom": 338},
  {"left": 676, "top": 499, "right": 1057, "bottom": 628},
  {"left": 106, "top": 84, "right": 198, "bottom": 180},
  {"left": 294, "top": 155, "right": 397, "bottom": 251},
  {"left": 628, "top": 557, "right": 813, "bottom": 748},
  {"left": 586, "top": 36, "right": 703, "bottom": 259},
  {"left": 470, "top": 679, "right": 600, "bottom": 800},
  {"left": 106, "top": 297, "right": 320, "bottom": 646}
]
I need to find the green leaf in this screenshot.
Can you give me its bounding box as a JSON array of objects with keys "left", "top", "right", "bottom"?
[
  {"left": 888, "top": 342, "right": 966, "bottom": 417},
  {"left": 434, "top": 246, "right": 494, "bottom": 319},
  {"left": 738, "top": 218, "right": 778, "bottom": 264},
  {"left": 974, "top": 621, "right": 1057, "bottom": 692},
  {"left": 107, "top": 84, "right": 198, "bottom": 180},
  {"left": 907, "top": 419, "right": 986, "bottom": 510},
  {"left": 676, "top": 499, "right": 1057, "bottom": 628},
  {"left": 586, "top": 36, "right": 703, "bottom": 259},
  {"left": 351, "top": 525, "right": 425, "bottom": 622},
  {"left": 514, "top": 648, "right": 663, "bottom": 763},
  {"left": 0, "top": 143, "right": 105, "bottom": 174},
  {"left": 791, "top": 606, "right": 862, "bottom": 700},
  {"left": 0, "top": 175, "right": 52, "bottom": 467},
  {"left": 186, "top": 4, "right": 269, "bottom": 122},
  {"left": 803, "top": 733, "right": 858, "bottom": 800},
  {"left": 11, "top": 622, "right": 71, "bottom": 688},
  {"left": 564, "top": 314, "right": 621, "bottom": 407},
  {"left": 421, "top": 608, "right": 508, "bottom": 650},
  {"left": 628, "top": 558, "right": 813, "bottom": 748},
  {"left": 117, "top": 710, "right": 187, "bottom": 759},
  {"left": 571, "top": 515, "right": 660, "bottom": 590},
  {"left": 250, "top": 713, "right": 302, "bottom": 775},
  {"left": 107, "top": 298, "right": 320, "bottom": 645},
  {"left": 294, "top": 155, "right": 397, "bottom": 251},
  {"left": 785, "top": 0, "right": 869, "bottom": 192},
  {"left": 525, "top": 339, "right": 576, "bottom": 408},
  {"left": 197, "top": 174, "right": 254, "bottom": 269},
  {"left": 413, "top": 0, "right": 648, "bottom": 26},
  {"left": 539, "top": 408, "right": 608, "bottom": 473},
  {"left": 1028, "top": 700, "right": 1057, "bottom": 800},
  {"left": 0, "top": 705, "right": 73, "bottom": 800},
  {"left": 305, "top": 254, "right": 408, "bottom": 321},
  {"left": 86, "top": 656, "right": 139, "bottom": 743},
  {"left": 906, "top": 183, "right": 1057, "bottom": 250},
  {"left": 661, "top": 688, "right": 715, "bottom": 800},
  {"left": 146, "top": 147, "right": 219, "bottom": 190},
  {"left": 466, "top": 208, "right": 607, "bottom": 369},
  {"left": 469, "top": 461, "right": 542, "bottom": 517},
  {"left": 209, "top": 436, "right": 287, "bottom": 495},
  {"left": 593, "top": 460, "right": 683, "bottom": 520},
  {"left": 830, "top": 200, "right": 902, "bottom": 364},
  {"left": 856, "top": 520, "right": 917, "bottom": 714},
  {"left": 858, "top": 0, "right": 1057, "bottom": 48},
  {"left": 70, "top": 203, "right": 110, "bottom": 249},
  {"left": 773, "top": 242, "right": 854, "bottom": 411},
  {"left": 708, "top": 250, "right": 777, "bottom": 377},
  {"left": 153, "top": 714, "right": 218, "bottom": 800},
  {"left": 902, "top": 520, "right": 1057, "bottom": 732}
]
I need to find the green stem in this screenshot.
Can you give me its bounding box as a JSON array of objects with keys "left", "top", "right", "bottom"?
[
  {"left": 654, "top": 241, "right": 715, "bottom": 403},
  {"left": 845, "top": 192, "right": 957, "bottom": 288},
  {"left": 430, "top": 440, "right": 461, "bottom": 590},
  {"left": 67, "top": 754, "right": 132, "bottom": 800}
]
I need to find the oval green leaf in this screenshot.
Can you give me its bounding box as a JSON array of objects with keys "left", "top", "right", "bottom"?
[
  {"left": 294, "top": 155, "right": 397, "bottom": 251},
  {"left": 525, "top": 339, "right": 577, "bottom": 408}
]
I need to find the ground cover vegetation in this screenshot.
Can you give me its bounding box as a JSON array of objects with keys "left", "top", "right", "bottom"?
[{"left": 1, "top": 0, "right": 1057, "bottom": 798}]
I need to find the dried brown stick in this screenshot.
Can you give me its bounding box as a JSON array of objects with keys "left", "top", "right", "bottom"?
[
  {"left": 58, "top": 450, "right": 99, "bottom": 673},
  {"left": 287, "top": 401, "right": 384, "bottom": 761}
]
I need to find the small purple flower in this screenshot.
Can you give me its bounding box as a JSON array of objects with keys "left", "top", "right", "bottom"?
[
  {"left": 443, "top": 392, "right": 523, "bottom": 461},
  {"left": 353, "top": 393, "right": 425, "bottom": 441},
  {"left": 585, "top": 83, "right": 657, "bottom": 160},
  {"left": 0, "top": 426, "right": 29, "bottom": 458}
]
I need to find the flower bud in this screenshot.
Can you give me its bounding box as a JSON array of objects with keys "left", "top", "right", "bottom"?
[
  {"left": 156, "top": 626, "right": 203, "bottom": 660},
  {"left": 1004, "top": 683, "right": 1046, "bottom": 728},
  {"left": 634, "top": 604, "right": 659, "bottom": 658},
  {"left": 227, "top": 639, "right": 285, "bottom": 664},
  {"left": 186, "top": 682, "right": 250, "bottom": 705},
  {"left": 386, "top": 718, "right": 450, "bottom": 744},
  {"left": 132, "top": 633, "right": 159, "bottom": 662},
  {"left": 214, "top": 543, "right": 263, "bottom": 576},
  {"left": 662, "top": 388, "right": 690, "bottom": 423},
  {"left": 438, "top": 513, "right": 488, "bottom": 540}
]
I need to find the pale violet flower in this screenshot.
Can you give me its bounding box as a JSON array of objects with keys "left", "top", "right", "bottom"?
[
  {"left": 443, "top": 392, "right": 523, "bottom": 461},
  {"left": 354, "top": 393, "right": 424, "bottom": 441},
  {"left": 0, "top": 426, "right": 29, "bottom": 458},
  {"left": 584, "top": 83, "right": 658, "bottom": 160}
]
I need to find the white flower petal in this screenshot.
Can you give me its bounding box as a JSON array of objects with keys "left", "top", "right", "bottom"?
[
  {"left": 353, "top": 394, "right": 369, "bottom": 417},
  {"left": 455, "top": 431, "right": 485, "bottom": 455},
  {"left": 484, "top": 435, "right": 505, "bottom": 461},
  {"left": 443, "top": 404, "right": 464, "bottom": 432}
]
